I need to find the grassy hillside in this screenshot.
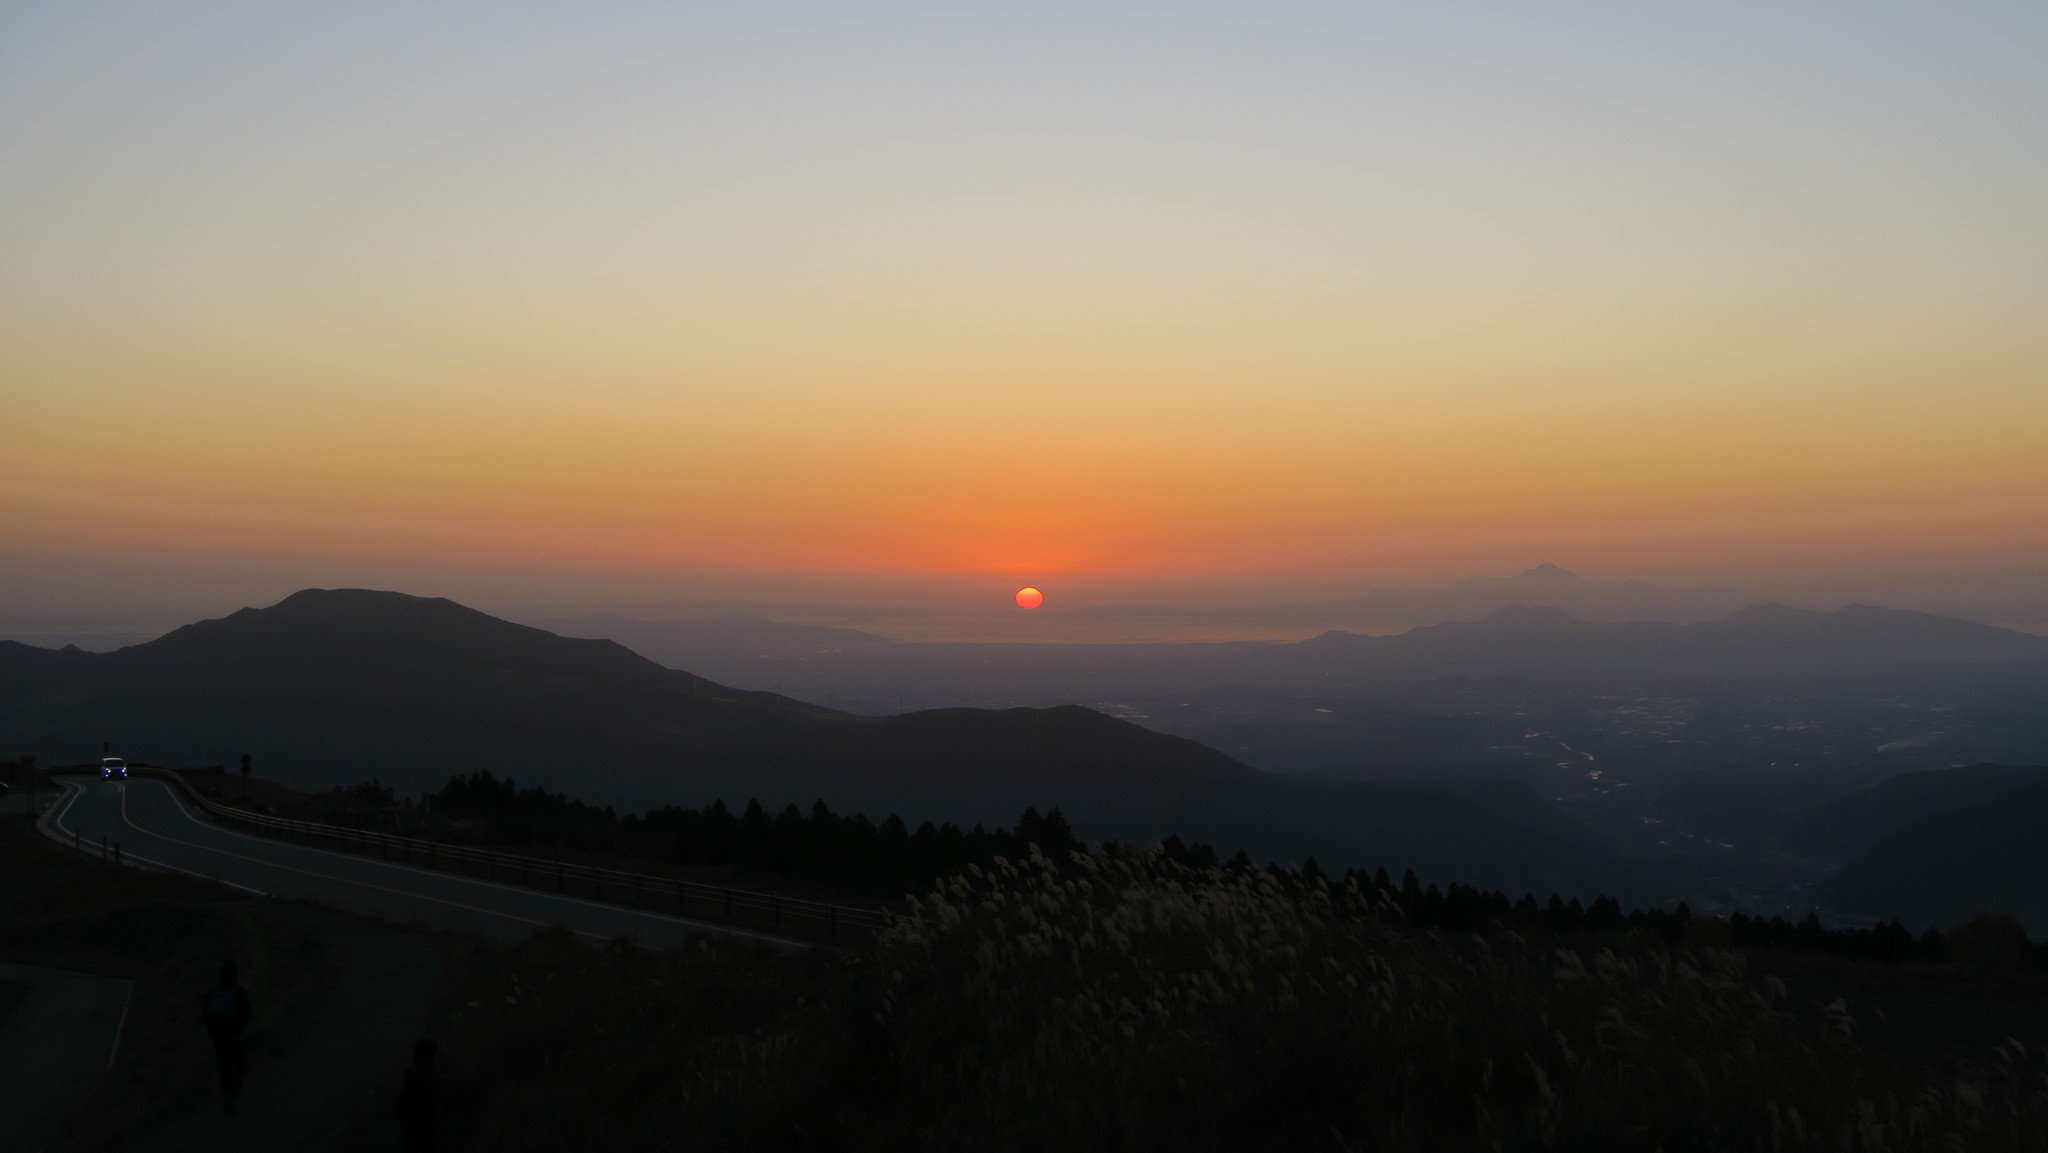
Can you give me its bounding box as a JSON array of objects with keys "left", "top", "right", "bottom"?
[{"left": 416, "top": 847, "right": 2048, "bottom": 1152}]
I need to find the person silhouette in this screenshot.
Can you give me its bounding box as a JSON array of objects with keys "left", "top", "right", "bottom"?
[
  {"left": 395, "top": 1036, "right": 442, "bottom": 1150},
  {"left": 201, "top": 959, "right": 252, "bottom": 1115}
]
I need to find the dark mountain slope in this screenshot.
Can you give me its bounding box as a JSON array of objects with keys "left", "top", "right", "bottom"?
[
  {"left": 0, "top": 589, "right": 840, "bottom": 800},
  {"left": 1823, "top": 784, "right": 2048, "bottom": 931},
  {"left": 1788, "top": 763, "right": 2048, "bottom": 855},
  {"left": 0, "top": 590, "right": 1626, "bottom": 897}
]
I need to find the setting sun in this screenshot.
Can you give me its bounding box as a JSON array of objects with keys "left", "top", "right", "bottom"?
[{"left": 1015, "top": 587, "right": 1044, "bottom": 610}]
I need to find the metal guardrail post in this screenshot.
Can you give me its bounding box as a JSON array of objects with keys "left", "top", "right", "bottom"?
[
  {"left": 723, "top": 888, "right": 732, "bottom": 919},
  {"left": 774, "top": 895, "right": 781, "bottom": 929},
  {"left": 101, "top": 834, "right": 108, "bottom": 862},
  {"left": 115, "top": 842, "right": 122, "bottom": 866}
]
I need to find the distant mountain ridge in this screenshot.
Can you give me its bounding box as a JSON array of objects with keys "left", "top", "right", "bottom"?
[
  {"left": 537, "top": 598, "right": 2048, "bottom": 729},
  {"left": 0, "top": 589, "right": 1626, "bottom": 897},
  {"left": 1066, "top": 564, "right": 1761, "bottom": 627},
  {"left": 1297, "top": 601, "right": 2048, "bottom": 681}
]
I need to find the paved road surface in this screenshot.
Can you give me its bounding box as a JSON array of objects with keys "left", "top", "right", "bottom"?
[
  {"left": 48, "top": 779, "right": 804, "bottom": 949},
  {"left": 0, "top": 961, "right": 132, "bottom": 1153}
]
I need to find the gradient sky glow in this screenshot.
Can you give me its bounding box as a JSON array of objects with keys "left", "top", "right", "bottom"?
[{"left": 5, "top": 2, "right": 2047, "bottom": 628}]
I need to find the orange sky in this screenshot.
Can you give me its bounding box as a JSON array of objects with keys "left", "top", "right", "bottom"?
[{"left": 4, "top": 3, "right": 2046, "bottom": 622}]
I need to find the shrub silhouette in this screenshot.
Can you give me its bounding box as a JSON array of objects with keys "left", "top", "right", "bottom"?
[
  {"left": 401, "top": 770, "right": 1082, "bottom": 895},
  {"left": 1950, "top": 913, "right": 2031, "bottom": 971}
]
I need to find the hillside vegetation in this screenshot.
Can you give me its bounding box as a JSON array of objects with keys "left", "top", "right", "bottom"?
[{"left": 428, "top": 847, "right": 2048, "bottom": 1152}]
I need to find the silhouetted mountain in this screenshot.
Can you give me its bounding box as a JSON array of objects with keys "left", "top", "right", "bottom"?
[
  {"left": 0, "top": 589, "right": 1625, "bottom": 896},
  {"left": 1823, "top": 783, "right": 2048, "bottom": 931},
  {"left": 1788, "top": 764, "right": 2048, "bottom": 855},
  {"left": 1413, "top": 564, "right": 1758, "bottom": 624}
]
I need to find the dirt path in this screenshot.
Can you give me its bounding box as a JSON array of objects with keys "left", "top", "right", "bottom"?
[{"left": 129, "top": 903, "right": 445, "bottom": 1153}]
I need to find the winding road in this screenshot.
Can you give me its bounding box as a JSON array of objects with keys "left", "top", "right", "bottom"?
[{"left": 45, "top": 778, "right": 808, "bottom": 949}]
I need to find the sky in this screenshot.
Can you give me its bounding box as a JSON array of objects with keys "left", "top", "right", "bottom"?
[{"left": 4, "top": 2, "right": 2046, "bottom": 639}]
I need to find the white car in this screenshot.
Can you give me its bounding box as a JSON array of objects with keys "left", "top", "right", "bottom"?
[{"left": 101, "top": 757, "right": 128, "bottom": 780}]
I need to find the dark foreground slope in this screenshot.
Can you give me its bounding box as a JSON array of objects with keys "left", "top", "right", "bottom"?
[
  {"left": 0, "top": 590, "right": 1623, "bottom": 896},
  {"left": 1824, "top": 783, "right": 2048, "bottom": 930},
  {"left": 1789, "top": 763, "right": 2048, "bottom": 855}
]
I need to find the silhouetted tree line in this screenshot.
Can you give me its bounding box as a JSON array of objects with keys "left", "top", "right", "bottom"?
[
  {"left": 411, "top": 770, "right": 1081, "bottom": 895},
  {"left": 1723, "top": 909, "right": 1951, "bottom": 961},
  {"left": 1149, "top": 833, "right": 2010, "bottom": 967},
  {"left": 433, "top": 770, "right": 615, "bottom": 827},
  {"left": 335, "top": 774, "right": 2031, "bottom": 962},
  {"left": 628, "top": 796, "right": 1082, "bottom": 889},
  {"left": 341, "top": 776, "right": 396, "bottom": 807},
  {"left": 1146, "top": 835, "right": 1701, "bottom": 943}
]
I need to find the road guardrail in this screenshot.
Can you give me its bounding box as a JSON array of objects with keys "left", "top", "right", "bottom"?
[{"left": 121, "top": 768, "right": 893, "bottom": 941}]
